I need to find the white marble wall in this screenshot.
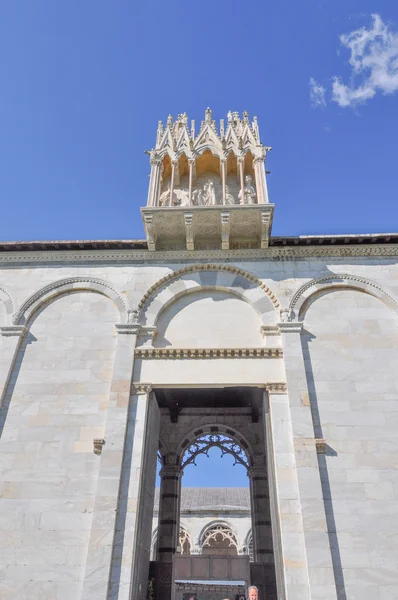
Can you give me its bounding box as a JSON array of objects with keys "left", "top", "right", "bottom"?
[
  {"left": 302, "top": 289, "right": 398, "bottom": 600},
  {"left": 0, "top": 292, "right": 118, "bottom": 600},
  {"left": 0, "top": 254, "right": 397, "bottom": 599}
]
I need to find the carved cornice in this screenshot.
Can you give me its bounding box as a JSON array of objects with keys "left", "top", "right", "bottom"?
[
  {"left": 131, "top": 383, "right": 152, "bottom": 394},
  {"left": 137, "top": 325, "right": 158, "bottom": 338},
  {"left": 0, "top": 325, "right": 27, "bottom": 337},
  {"left": 278, "top": 322, "right": 303, "bottom": 334},
  {"left": 0, "top": 244, "right": 397, "bottom": 264},
  {"left": 134, "top": 347, "right": 283, "bottom": 359},
  {"left": 260, "top": 325, "right": 280, "bottom": 337},
  {"left": 265, "top": 383, "right": 287, "bottom": 394},
  {"left": 115, "top": 323, "right": 140, "bottom": 335},
  {"left": 138, "top": 263, "right": 280, "bottom": 310}
]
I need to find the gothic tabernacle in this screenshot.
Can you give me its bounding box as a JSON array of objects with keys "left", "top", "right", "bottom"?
[{"left": 0, "top": 109, "right": 397, "bottom": 600}]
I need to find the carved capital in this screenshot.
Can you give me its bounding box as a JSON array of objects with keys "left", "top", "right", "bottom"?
[
  {"left": 160, "top": 452, "right": 182, "bottom": 477},
  {"left": 278, "top": 321, "right": 303, "bottom": 334},
  {"left": 0, "top": 325, "right": 27, "bottom": 338},
  {"left": 131, "top": 383, "right": 152, "bottom": 395},
  {"left": 265, "top": 382, "right": 287, "bottom": 394},
  {"left": 220, "top": 211, "right": 230, "bottom": 250},
  {"left": 93, "top": 438, "right": 105, "bottom": 455},
  {"left": 150, "top": 155, "right": 162, "bottom": 166},
  {"left": 315, "top": 438, "right": 327, "bottom": 454}
]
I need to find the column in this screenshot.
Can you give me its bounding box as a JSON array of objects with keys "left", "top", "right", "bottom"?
[
  {"left": 81, "top": 323, "right": 138, "bottom": 600},
  {"left": 278, "top": 321, "right": 339, "bottom": 600},
  {"left": 221, "top": 158, "right": 227, "bottom": 204},
  {"left": 188, "top": 159, "right": 194, "bottom": 205},
  {"left": 249, "top": 462, "right": 275, "bottom": 600},
  {"left": 0, "top": 326, "right": 26, "bottom": 406},
  {"left": 155, "top": 453, "right": 182, "bottom": 600},
  {"left": 238, "top": 157, "right": 245, "bottom": 204},
  {"left": 169, "top": 160, "right": 177, "bottom": 205},
  {"left": 147, "top": 157, "right": 162, "bottom": 206},
  {"left": 249, "top": 463, "right": 273, "bottom": 564},
  {"left": 253, "top": 157, "right": 269, "bottom": 204}
]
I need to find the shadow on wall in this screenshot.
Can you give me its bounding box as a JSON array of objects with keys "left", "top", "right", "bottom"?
[
  {"left": 0, "top": 331, "right": 37, "bottom": 440},
  {"left": 301, "top": 327, "right": 347, "bottom": 600}
]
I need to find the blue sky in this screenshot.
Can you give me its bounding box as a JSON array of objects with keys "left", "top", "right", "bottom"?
[
  {"left": 156, "top": 447, "right": 249, "bottom": 488},
  {"left": 1, "top": 0, "right": 398, "bottom": 241}
]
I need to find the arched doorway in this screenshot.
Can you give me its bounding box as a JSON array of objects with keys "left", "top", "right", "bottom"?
[{"left": 150, "top": 388, "right": 278, "bottom": 600}]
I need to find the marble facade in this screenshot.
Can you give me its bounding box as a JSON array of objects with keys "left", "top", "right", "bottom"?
[{"left": 0, "top": 110, "right": 397, "bottom": 599}]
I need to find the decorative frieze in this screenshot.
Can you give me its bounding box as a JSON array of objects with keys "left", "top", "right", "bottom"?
[
  {"left": 134, "top": 347, "right": 283, "bottom": 359},
  {"left": 0, "top": 243, "right": 397, "bottom": 265}
]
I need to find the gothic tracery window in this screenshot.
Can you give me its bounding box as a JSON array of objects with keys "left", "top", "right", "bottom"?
[
  {"left": 201, "top": 524, "right": 238, "bottom": 556},
  {"left": 181, "top": 434, "right": 249, "bottom": 471},
  {"left": 178, "top": 528, "right": 191, "bottom": 555}
]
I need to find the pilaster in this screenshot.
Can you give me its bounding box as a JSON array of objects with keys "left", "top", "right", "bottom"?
[
  {"left": 81, "top": 324, "right": 138, "bottom": 600},
  {"left": 278, "top": 321, "right": 339, "bottom": 600},
  {"left": 265, "top": 383, "right": 311, "bottom": 600},
  {"left": 130, "top": 384, "right": 161, "bottom": 600}
]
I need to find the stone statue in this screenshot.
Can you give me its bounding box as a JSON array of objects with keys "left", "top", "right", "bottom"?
[
  {"left": 159, "top": 182, "right": 171, "bottom": 206},
  {"left": 203, "top": 179, "right": 216, "bottom": 206},
  {"left": 225, "top": 185, "right": 236, "bottom": 205},
  {"left": 159, "top": 182, "right": 182, "bottom": 207},
  {"left": 238, "top": 175, "right": 257, "bottom": 205},
  {"left": 128, "top": 309, "right": 140, "bottom": 324},
  {"left": 192, "top": 188, "right": 204, "bottom": 206},
  {"left": 174, "top": 187, "right": 189, "bottom": 206}
]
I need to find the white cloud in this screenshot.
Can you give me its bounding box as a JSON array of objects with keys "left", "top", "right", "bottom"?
[
  {"left": 309, "top": 77, "right": 326, "bottom": 107},
  {"left": 332, "top": 14, "right": 398, "bottom": 107}
]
